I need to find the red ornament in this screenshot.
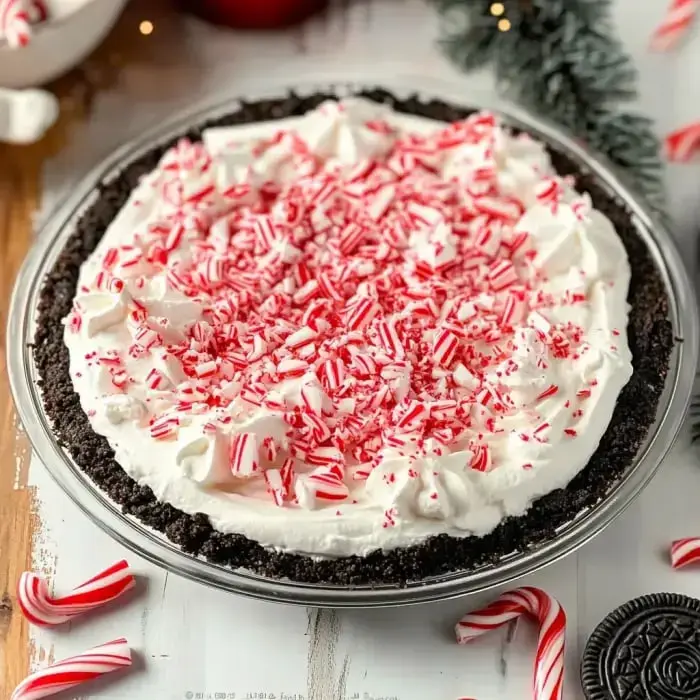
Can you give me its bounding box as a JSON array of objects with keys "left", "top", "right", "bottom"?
[{"left": 178, "top": 0, "right": 330, "bottom": 30}]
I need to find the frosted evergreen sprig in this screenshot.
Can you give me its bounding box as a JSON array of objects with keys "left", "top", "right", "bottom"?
[{"left": 432, "top": 0, "right": 666, "bottom": 214}]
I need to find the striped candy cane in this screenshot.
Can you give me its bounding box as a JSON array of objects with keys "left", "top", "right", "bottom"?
[
  {"left": 11, "top": 638, "right": 132, "bottom": 700},
  {"left": 671, "top": 538, "right": 700, "bottom": 569},
  {"left": 0, "top": 0, "right": 47, "bottom": 48},
  {"left": 0, "top": 0, "right": 31, "bottom": 47},
  {"left": 456, "top": 587, "right": 566, "bottom": 700},
  {"left": 650, "top": 0, "right": 698, "bottom": 51},
  {"left": 17, "top": 560, "right": 135, "bottom": 627},
  {"left": 665, "top": 121, "right": 700, "bottom": 162}
]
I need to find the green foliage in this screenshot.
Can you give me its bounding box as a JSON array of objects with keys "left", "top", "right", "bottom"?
[{"left": 432, "top": 0, "right": 665, "bottom": 213}]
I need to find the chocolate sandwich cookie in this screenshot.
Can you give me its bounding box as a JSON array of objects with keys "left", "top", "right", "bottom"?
[{"left": 581, "top": 593, "right": 700, "bottom": 700}]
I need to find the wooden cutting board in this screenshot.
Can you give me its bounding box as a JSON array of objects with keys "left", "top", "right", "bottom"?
[
  {"left": 0, "top": 136, "right": 42, "bottom": 700},
  {"left": 0, "top": 2, "right": 177, "bottom": 693}
]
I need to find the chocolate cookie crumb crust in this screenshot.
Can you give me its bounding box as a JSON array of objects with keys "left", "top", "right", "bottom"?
[{"left": 33, "top": 90, "right": 674, "bottom": 586}]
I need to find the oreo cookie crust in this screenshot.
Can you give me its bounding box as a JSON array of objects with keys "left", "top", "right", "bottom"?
[
  {"left": 33, "top": 89, "right": 674, "bottom": 586},
  {"left": 581, "top": 593, "right": 700, "bottom": 700}
]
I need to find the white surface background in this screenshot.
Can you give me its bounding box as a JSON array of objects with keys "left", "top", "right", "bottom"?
[{"left": 21, "top": 1, "right": 700, "bottom": 698}]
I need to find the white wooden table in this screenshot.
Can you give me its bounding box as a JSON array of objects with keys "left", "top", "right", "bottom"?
[{"left": 20, "top": 1, "right": 700, "bottom": 698}]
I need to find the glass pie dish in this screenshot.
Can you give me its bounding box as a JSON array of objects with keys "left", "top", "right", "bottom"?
[{"left": 8, "top": 78, "right": 698, "bottom": 607}]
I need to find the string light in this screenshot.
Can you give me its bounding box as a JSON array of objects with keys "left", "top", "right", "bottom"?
[
  {"left": 490, "top": 2, "right": 510, "bottom": 31},
  {"left": 139, "top": 20, "right": 154, "bottom": 36}
]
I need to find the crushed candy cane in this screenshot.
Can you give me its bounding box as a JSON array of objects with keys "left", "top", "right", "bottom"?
[{"left": 64, "top": 100, "right": 632, "bottom": 552}]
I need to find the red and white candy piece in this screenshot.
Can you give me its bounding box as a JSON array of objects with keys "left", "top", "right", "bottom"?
[
  {"left": 278, "top": 357, "right": 308, "bottom": 379},
  {"left": 264, "top": 458, "right": 295, "bottom": 506},
  {"left": 230, "top": 432, "right": 260, "bottom": 477},
  {"left": 264, "top": 469, "right": 286, "bottom": 506},
  {"left": 470, "top": 444, "right": 491, "bottom": 472},
  {"left": 665, "top": 121, "right": 700, "bottom": 162},
  {"left": 145, "top": 368, "right": 170, "bottom": 390},
  {"left": 432, "top": 328, "right": 461, "bottom": 368},
  {"left": 17, "top": 560, "right": 135, "bottom": 627},
  {"left": 150, "top": 415, "right": 179, "bottom": 440},
  {"left": 0, "top": 0, "right": 45, "bottom": 48},
  {"left": 321, "top": 358, "right": 346, "bottom": 391},
  {"left": 11, "top": 637, "right": 132, "bottom": 700},
  {"left": 650, "top": 0, "right": 698, "bottom": 51},
  {"left": 346, "top": 296, "right": 381, "bottom": 331},
  {"left": 376, "top": 320, "right": 405, "bottom": 359},
  {"left": 534, "top": 178, "right": 563, "bottom": 210},
  {"left": 296, "top": 467, "right": 349, "bottom": 506},
  {"left": 670, "top": 538, "right": 700, "bottom": 569},
  {"left": 456, "top": 587, "right": 566, "bottom": 700},
  {"left": 306, "top": 472, "right": 349, "bottom": 501},
  {"left": 394, "top": 400, "right": 428, "bottom": 432},
  {"left": 488, "top": 260, "right": 518, "bottom": 291}
]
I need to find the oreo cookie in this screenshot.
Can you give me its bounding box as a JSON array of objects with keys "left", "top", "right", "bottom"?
[{"left": 581, "top": 593, "right": 700, "bottom": 700}]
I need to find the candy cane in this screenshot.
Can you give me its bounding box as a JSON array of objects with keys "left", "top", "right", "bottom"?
[
  {"left": 670, "top": 538, "right": 700, "bottom": 569},
  {"left": 456, "top": 587, "right": 566, "bottom": 700},
  {"left": 17, "top": 560, "right": 135, "bottom": 627},
  {"left": 11, "top": 638, "right": 132, "bottom": 700},
  {"left": 0, "top": 0, "right": 32, "bottom": 48},
  {"left": 0, "top": 0, "right": 46, "bottom": 47},
  {"left": 650, "top": 0, "right": 698, "bottom": 51},
  {"left": 665, "top": 122, "right": 700, "bottom": 162}
]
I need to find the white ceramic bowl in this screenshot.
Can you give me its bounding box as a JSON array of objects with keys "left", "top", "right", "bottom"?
[{"left": 0, "top": 0, "right": 129, "bottom": 88}]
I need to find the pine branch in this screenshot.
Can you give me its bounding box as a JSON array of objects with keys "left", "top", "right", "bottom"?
[{"left": 432, "top": 0, "right": 666, "bottom": 215}]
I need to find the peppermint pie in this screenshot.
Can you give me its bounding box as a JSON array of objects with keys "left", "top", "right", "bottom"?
[{"left": 35, "top": 90, "right": 673, "bottom": 584}]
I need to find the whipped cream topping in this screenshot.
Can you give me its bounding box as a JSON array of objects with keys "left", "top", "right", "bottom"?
[{"left": 63, "top": 99, "right": 633, "bottom": 557}]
